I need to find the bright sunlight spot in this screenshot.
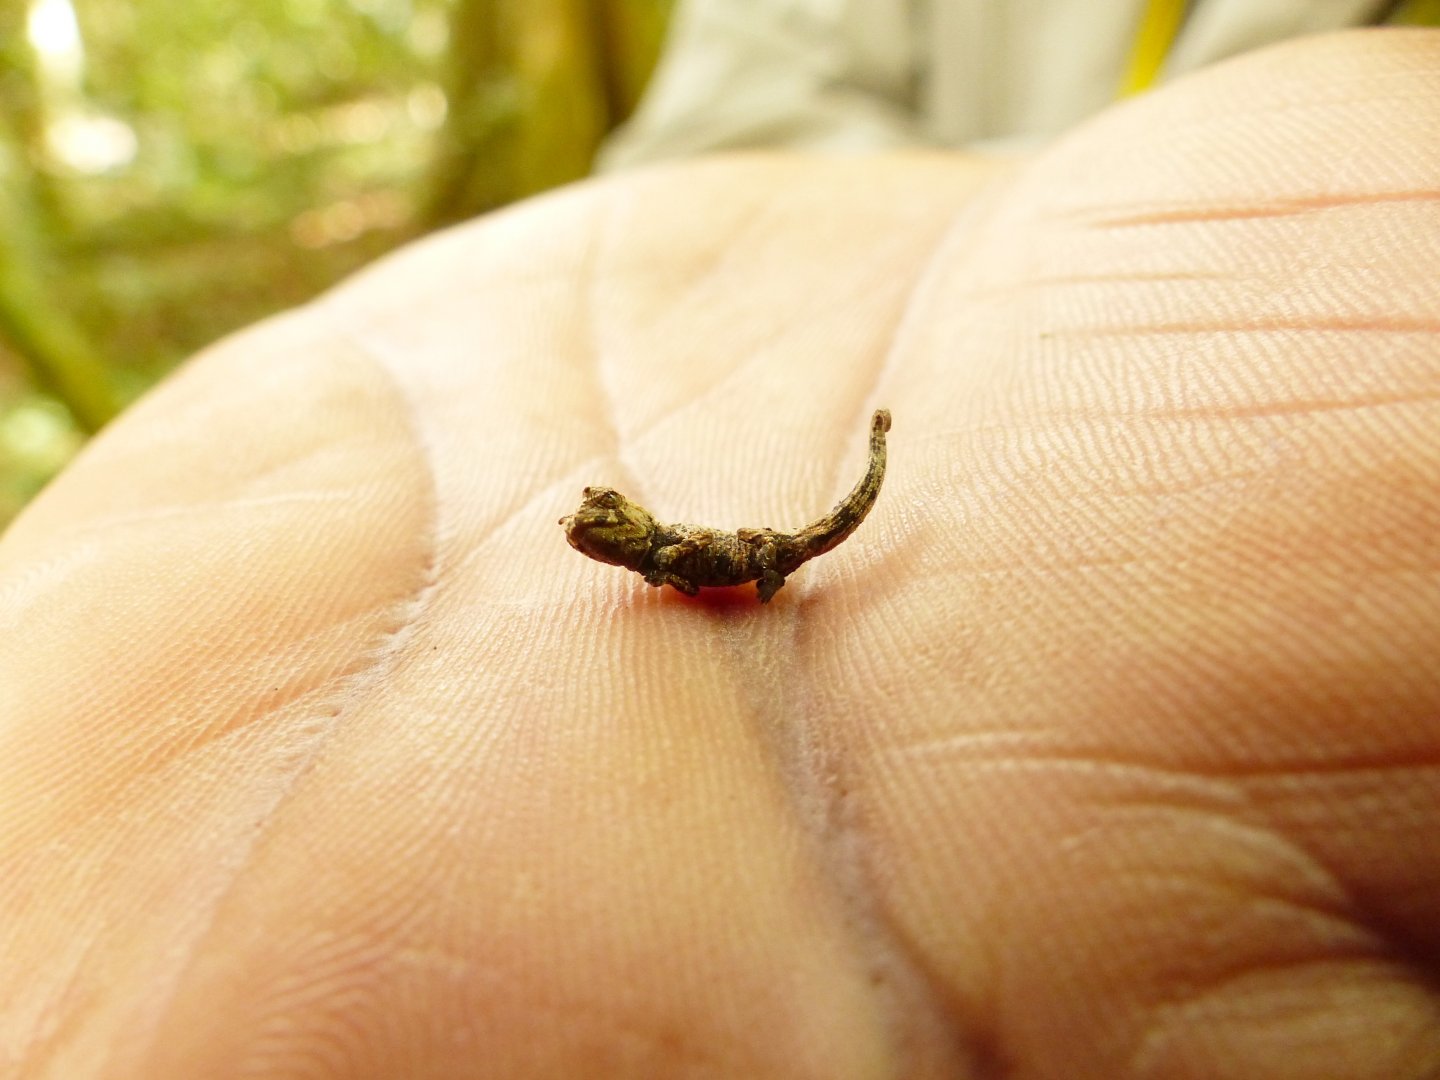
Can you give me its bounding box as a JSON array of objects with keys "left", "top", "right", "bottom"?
[
  {"left": 27, "top": 0, "right": 82, "bottom": 59},
  {"left": 0, "top": 397, "right": 83, "bottom": 474},
  {"left": 27, "top": 0, "right": 84, "bottom": 86},
  {"left": 45, "top": 112, "right": 138, "bottom": 174}
]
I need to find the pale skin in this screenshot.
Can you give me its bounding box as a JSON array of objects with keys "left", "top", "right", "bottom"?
[{"left": 1, "top": 31, "right": 1439, "bottom": 1079}]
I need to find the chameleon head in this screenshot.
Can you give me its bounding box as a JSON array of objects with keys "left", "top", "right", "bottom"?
[{"left": 559, "top": 486, "right": 657, "bottom": 570}]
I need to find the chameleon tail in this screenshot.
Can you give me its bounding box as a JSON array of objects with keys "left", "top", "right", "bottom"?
[{"left": 783, "top": 408, "right": 889, "bottom": 570}]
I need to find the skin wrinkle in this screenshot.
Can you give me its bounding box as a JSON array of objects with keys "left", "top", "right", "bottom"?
[
  {"left": 582, "top": 166, "right": 960, "bottom": 480},
  {"left": 585, "top": 194, "right": 635, "bottom": 495},
  {"left": 1089, "top": 392, "right": 1440, "bottom": 421},
  {"left": 788, "top": 313, "right": 923, "bottom": 1049},
  {"left": 888, "top": 737, "right": 1440, "bottom": 782},
  {"left": 1093, "top": 761, "right": 1440, "bottom": 983},
  {"left": 1247, "top": 786, "right": 1440, "bottom": 977},
  {"left": 754, "top": 622, "right": 976, "bottom": 1077},
  {"left": 1071, "top": 881, "right": 1372, "bottom": 985},
  {"left": 1124, "top": 959, "right": 1352, "bottom": 1073},
  {"left": 1073, "top": 796, "right": 1349, "bottom": 899},
  {"left": 326, "top": 279, "right": 650, "bottom": 582},
  {"left": 705, "top": 534, "right": 921, "bottom": 1064},
  {"left": 9, "top": 491, "right": 358, "bottom": 543},
  {"left": 87, "top": 625, "right": 371, "bottom": 804},
  {"left": 1057, "top": 317, "right": 1440, "bottom": 336},
  {"left": 122, "top": 335, "right": 443, "bottom": 1074},
  {"left": 1111, "top": 866, "right": 1367, "bottom": 944},
  {"left": 566, "top": 176, "right": 933, "bottom": 1070},
  {"left": 616, "top": 258, "right": 906, "bottom": 449},
  {"left": 1021, "top": 812, "right": 1404, "bottom": 1072},
  {"left": 628, "top": 192, "right": 970, "bottom": 1060},
  {"left": 3, "top": 494, "right": 436, "bottom": 857},
  {"left": 318, "top": 323, "right": 594, "bottom": 586},
  {"left": 564, "top": 196, "right": 731, "bottom": 578},
  {"left": 19, "top": 938, "right": 111, "bottom": 1074},
  {"left": 447, "top": 466, "right": 610, "bottom": 577},
  {"left": 1084, "top": 188, "right": 1440, "bottom": 228},
  {"left": 234, "top": 935, "right": 388, "bottom": 1072},
  {"left": 601, "top": 180, "right": 927, "bottom": 1059},
  {"left": 876, "top": 172, "right": 1012, "bottom": 379},
  {"left": 765, "top": 211, "right": 985, "bottom": 1069},
  {"left": 1134, "top": 950, "right": 1440, "bottom": 1059},
  {"left": 966, "top": 270, "right": 1235, "bottom": 298},
  {"left": 608, "top": 164, "right": 786, "bottom": 302},
  {"left": 1, "top": 442, "right": 368, "bottom": 567}
]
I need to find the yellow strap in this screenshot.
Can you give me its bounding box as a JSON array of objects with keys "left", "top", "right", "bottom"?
[
  {"left": 1387, "top": 0, "right": 1440, "bottom": 25},
  {"left": 1117, "top": 0, "right": 1189, "bottom": 97},
  {"left": 1119, "top": 0, "right": 1437, "bottom": 99}
]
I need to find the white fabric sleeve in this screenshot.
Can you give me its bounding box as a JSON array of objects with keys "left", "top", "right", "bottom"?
[
  {"left": 597, "top": 0, "right": 924, "bottom": 171},
  {"left": 598, "top": 0, "right": 1385, "bottom": 170}
]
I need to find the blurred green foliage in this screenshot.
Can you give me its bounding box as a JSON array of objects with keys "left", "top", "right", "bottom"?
[{"left": 0, "top": 0, "right": 672, "bottom": 527}]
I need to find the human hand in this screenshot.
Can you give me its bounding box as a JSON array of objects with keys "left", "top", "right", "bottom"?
[{"left": 3, "top": 30, "right": 1437, "bottom": 1079}]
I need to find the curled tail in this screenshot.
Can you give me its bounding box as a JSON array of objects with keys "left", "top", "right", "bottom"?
[{"left": 780, "top": 409, "right": 890, "bottom": 572}]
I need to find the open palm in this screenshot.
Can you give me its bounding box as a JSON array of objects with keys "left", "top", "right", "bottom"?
[{"left": 3, "top": 31, "right": 1438, "bottom": 1080}]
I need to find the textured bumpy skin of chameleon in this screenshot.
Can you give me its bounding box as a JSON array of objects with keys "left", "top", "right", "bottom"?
[{"left": 560, "top": 409, "right": 890, "bottom": 602}]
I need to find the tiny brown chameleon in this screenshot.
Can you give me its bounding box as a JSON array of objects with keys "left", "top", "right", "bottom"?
[{"left": 560, "top": 409, "right": 890, "bottom": 602}]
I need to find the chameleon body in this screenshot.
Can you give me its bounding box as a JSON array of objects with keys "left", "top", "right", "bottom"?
[{"left": 560, "top": 409, "right": 890, "bottom": 602}]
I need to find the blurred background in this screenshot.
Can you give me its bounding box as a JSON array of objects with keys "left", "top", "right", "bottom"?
[
  {"left": 4, "top": 0, "right": 1436, "bottom": 529},
  {"left": 0, "top": 0, "right": 673, "bottom": 526}
]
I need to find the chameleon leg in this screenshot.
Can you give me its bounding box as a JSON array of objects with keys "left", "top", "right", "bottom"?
[
  {"left": 756, "top": 572, "right": 786, "bottom": 602},
  {"left": 645, "top": 568, "right": 700, "bottom": 596},
  {"left": 755, "top": 539, "right": 785, "bottom": 602}
]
